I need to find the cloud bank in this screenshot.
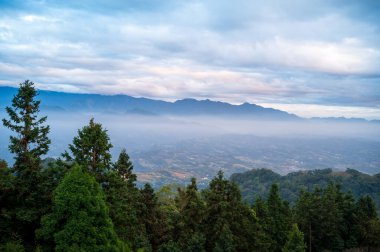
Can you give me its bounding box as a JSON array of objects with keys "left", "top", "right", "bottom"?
[{"left": 0, "top": 0, "right": 379, "bottom": 118}]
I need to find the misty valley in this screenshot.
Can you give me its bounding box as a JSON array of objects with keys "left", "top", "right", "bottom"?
[{"left": 1, "top": 87, "right": 380, "bottom": 188}]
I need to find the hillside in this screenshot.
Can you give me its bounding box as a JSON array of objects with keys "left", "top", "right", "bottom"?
[{"left": 231, "top": 168, "right": 380, "bottom": 208}]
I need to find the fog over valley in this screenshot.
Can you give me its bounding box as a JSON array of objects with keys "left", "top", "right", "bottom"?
[{"left": 1, "top": 107, "right": 379, "bottom": 186}]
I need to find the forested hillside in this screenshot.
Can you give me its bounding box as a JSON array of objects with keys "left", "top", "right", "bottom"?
[
  {"left": 231, "top": 168, "right": 380, "bottom": 209},
  {"left": 1, "top": 81, "right": 380, "bottom": 251}
]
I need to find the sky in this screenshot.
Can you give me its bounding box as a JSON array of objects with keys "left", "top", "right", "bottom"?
[{"left": 0, "top": 0, "right": 379, "bottom": 119}]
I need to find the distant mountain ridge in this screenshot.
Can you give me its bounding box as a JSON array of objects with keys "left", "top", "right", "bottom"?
[
  {"left": 0, "top": 86, "right": 298, "bottom": 119},
  {"left": 1, "top": 86, "right": 378, "bottom": 122}
]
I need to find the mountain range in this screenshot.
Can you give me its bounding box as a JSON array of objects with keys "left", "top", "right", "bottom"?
[
  {"left": 2, "top": 86, "right": 378, "bottom": 122},
  {"left": 0, "top": 86, "right": 299, "bottom": 119}
]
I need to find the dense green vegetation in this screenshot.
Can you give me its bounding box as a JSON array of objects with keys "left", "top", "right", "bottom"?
[
  {"left": 231, "top": 168, "right": 380, "bottom": 209},
  {"left": 1, "top": 81, "right": 380, "bottom": 251}
]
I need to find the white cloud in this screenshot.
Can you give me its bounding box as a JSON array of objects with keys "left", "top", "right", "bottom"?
[
  {"left": 262, "top": 103, "right": 380, "bottom": 120},
  {"left": 0, "top": 0, "right": 379, "bottom": 119}
]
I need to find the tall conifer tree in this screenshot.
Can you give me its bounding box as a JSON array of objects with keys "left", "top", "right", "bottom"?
[
  {"left": 2, "top": 80, "right": 51, "bottom": 249},
  {"left": 63, "top": 118, "right": 112, "bottom": 182},
  {"left": 2, "top": 80, "right": 50, "bottom": 170}
]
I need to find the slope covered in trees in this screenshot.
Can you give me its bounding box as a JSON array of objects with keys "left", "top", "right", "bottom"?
[
  {"left": 231, "top": 168, "right": 380, "bottom": 209},
  {"left": 1, "top": 81, "right": 380, "bottom": 251}
]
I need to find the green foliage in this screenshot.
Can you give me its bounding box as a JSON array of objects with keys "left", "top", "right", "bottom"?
[
  {"left": 63, "top": 118, "right": 113, "bottom": 181},
  {"left": 353, "top": 196, "right": 380, "bottom": 250},
  {"left": 212, "top": 225, "right": 234, "bottom": 252},
  {"left": 231, "top": 168, "right": 380, "bottom": 211},
  {"left": 157, "top": 240, "right": 181, "bottom": 252},
  {"left": 37, "top": 165, "right": 123, "bottom": 252},
  {"left": 203, "top": 171, "right": 263, "bottom": 251},
  {"left": 175, "top": 178, "right": 206, "bottom": 251},
  {"left": 266, "top": 184, "right": 292, "bottom": 251},
  {"left": 2, "top": 80, "right": 50, "bottom": 168},
  {"left": 1, "top": 80, "right": 51, "bottom": 249},
  {"left": 282, "top": 224, "right": 305, "bottom": 252},
  {"left": 114, "top": 148, "right": 136, "bottom": 184},
  {"left": 0, "top": 160, "right": 14, "bottom": 243},
  {"left": 105, "top": 151, "right": 143, "bottom": 250},
  {"left": 0, "top": 240, "right": 25, "bottom": 252},
  {"left": 294, "top": 183, "right": 380, "bottom": 252},
  {"left": 140, "top": 183, "right": 170, "bottom": 251}
]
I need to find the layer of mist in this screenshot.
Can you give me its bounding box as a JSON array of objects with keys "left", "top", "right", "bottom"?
[{"left": 1, "top": 110, "right": 379, "bottom": 186}]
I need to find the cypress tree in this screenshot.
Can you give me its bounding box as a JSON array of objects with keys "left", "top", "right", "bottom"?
[
  {"left": 37, "top": 165, "right": 124, "bottom": 252},
  {"left": 106, "top": 150, "right": 142, "bottom": 250},
  {"left": 175, "top": 178, "right": 206, "bottom": 252},
  {"left": 63, "top": 118, "right": 113, "bottom": 182},
  {"left": 203, "top": 171, "right": 262, "bottom": 251},
  {"left": 114, "top": 148, "right": 136, "bottom": 184},
  {"left": 140, "top": 183, "right": 169, "bottom": 251},
  {"left": 266, "top": 184, "right": 292, "bottom": 252}
]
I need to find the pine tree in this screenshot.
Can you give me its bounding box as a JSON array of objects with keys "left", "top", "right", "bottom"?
[
  {"left": 253, "top": 197, "right": 275, "bottom": 251},
  {"left": 266, "top": 184, "right": 292, "bottom": 252},
  {"left": 203, "top": 171, "right": 262, "bottom": 251},
  {"left": 105, "top": 150, "right": 143, "bottom": 250},
  {"left": 282, "top": 224, "right": 306, "bottom": 252},
  {"left": 2, "top": 80, "right": 50, "bottom": 169},
  {"left": 175, "top": 178, "right": 206, "bottom": 251},
  {"left": 2, "top": 80, "right": 51, "bottom": 249},
  {"left": 63, "top": 118, "right": 113, "bottom": 182},
  {"left": 37, "top": 165, "right": 124, "bottom": 252},
  {"left": 294, "top": 190, "right": 317, "bottom": 252},
  {"left": 176, "top": 178, "right": 205, "bottom": 234},
  {"left": 114, "top": 148, "right": 136, "bottom": 184},
  {"left": 140, "top": 183, "right": 169, "bottom": 251},
  {"left": 354, "top": 195, "right": 380, "bottom": 250}
]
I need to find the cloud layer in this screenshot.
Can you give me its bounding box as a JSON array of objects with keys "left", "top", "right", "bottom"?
[{"left": 0, "top": 0, "right": 379, "bottom": 118}]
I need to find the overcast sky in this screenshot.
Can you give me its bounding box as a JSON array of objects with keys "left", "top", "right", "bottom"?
[{"left": 0, "top": 0, "right": 379, "bottom": 119}]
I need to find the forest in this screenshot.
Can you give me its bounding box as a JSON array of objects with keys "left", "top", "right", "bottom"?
[
  {"left": 231, "top": 168, "right": 380, "bottom": 211},
  {"left": 1, "top": 81, "right": 380, "bottom": 252}
]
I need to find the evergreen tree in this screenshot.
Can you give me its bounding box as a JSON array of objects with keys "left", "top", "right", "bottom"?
[
  {"left": 353, "top": 195, "right": 380, "bottom": 250},
  {"left": 253, "top": 197, "right": 276, "bottom": 251},
  {"left": 295, "top": 183, "right": 365, "bottom": 252},
  {"left": 37, "top": 165, "right": 124, "bottom": 252},
  {"left": 212, "top": 225, "right": 234, "bottom": 252},
  {"left": 2, "top": 80, "right": 50, "bottom": 169},
  {"left": 282, "top": 224, "right": 305, "bottom": 252},
  {"left": 294, "top": 189, "right": 318, "bottom": 252},
  {"left": 175, "top": 178, "right": 206, "bottom": 251},
  {"left": 319, "top": 184, "right": 345, "bottom": 251},
  {"left": 63, "top": 118, "right": 112, "bottom": 182},
  {"left": 114, "top": 148, "right": 136, "bottom": 184},
  {"left": 105, "top": 150, "right": 143, "bottom": 250},
  {"left": 0, "top": 160, "right": 15, "bottom": 244},
  {"left": 2, "top": 80, "right": 51, "bottom": 249},
  {"left": 266, "top": 184, "right": 292, "bottom": 252},
  {"left": 140, "top": 183, "right": 170, "bottom": 251},
  {"left": 203, "top": 171, "right": 262, "bottom": 251}
]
